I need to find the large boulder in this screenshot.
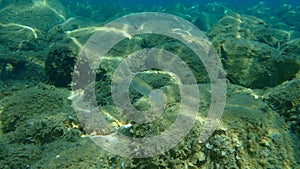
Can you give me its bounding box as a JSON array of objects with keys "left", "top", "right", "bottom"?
[{"left": 208, "top": 13, "right": 300, "bottom": 88}]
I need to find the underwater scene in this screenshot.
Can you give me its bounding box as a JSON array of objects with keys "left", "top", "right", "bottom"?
[{"left": 0, "top": 0, "right": 300, "bottom": 168}]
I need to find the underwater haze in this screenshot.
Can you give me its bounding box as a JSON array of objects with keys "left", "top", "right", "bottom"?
[{"left": 0, "top": 0, "right": 299, "bottom": 168}]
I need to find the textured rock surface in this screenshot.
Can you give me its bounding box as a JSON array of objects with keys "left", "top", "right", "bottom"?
[
  {"left": 0, "top": 1, "right": 299, "bottom": 168},
  {"left": 0, "top": 84, "right": 84, "bottom": 168},
  {"left": 265, "top": 78, "right": 300, "bottom": 137},
  {"left": 0, "top": 0, "right": 67, "bottom": 32},
  {"left": 45, "top": 38, "right": 80, "bottom": 87},
  {"left": 208, "top": 13, "right": 300, "bottom": 88},
  {"left": 1, "top": 82, "right": 298, "bottom": 168},
  {"left": 96, "top": 84, "right": 299, "bottom": 168}
]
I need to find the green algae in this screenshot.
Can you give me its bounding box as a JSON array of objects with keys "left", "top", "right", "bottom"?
[{"left": 0, "top": 0, "right": 299, "bottom": 168}]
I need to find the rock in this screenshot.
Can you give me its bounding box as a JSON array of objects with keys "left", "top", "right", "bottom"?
[
  {"left": 208, "top": 13, "right": 299, "bottom": 88},
  {"left": 219, "top": 38, "right": 286, "bottom": 88},
  {"left": 0, "top": 0, "right": 67, "bottom": 32},
  {"left": 0, "top": 84, "right": 81, "bottom": 143},
  {"left": 0, "top": 21, "right": 45, "bottom": 52},
  {"left": 0, "top": 84, "right": 92, "bottom": 169},
  {"left": 280, "top": 38, "right": 300, "bottom": 56},
  {"left": 208, "top": 13, "right": 290, "bottom": 48},
  {"left": 265, "top": 78, "right": 300, "bottom": 137},
  {"left": 45, "top": 38, "right": 80, "bottom": 87},
  {"left": 98, "top": 83, "right": 299, "bottom": 168}
]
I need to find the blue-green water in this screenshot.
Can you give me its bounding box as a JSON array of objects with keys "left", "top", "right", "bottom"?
[{"left": 0, "top": 0, "right": 299, "bottom": 168}]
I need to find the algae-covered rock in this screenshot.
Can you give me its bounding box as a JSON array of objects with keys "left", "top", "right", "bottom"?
[
  {"left": 265, "top": 78, "right": 300, "bottom": 137},
  {"left": 207, "top": 84, "right": 298, "bottom": 168},
  {"left": 45, "top": 38, "right": 80, "bottom": 87},
  {"left": 79, "top": 34, "right": 209, "bottom": 107},
  {"left": 0, "top": 0, "right": 67, "bottom": 32},
  {"left": 217, "top": 37, "right": 299, "bottom": 88},
  {"left": 1, "top": 31, "right": 299, "bottom": 169},
  {"left": 0, "top": 51, "right": 46, "bottom": 82},
  {"left": 208, "top": 13, "right": 299, "bottom": 88},
  {"left": 280, "top": 38, "right": 300, "bottom": 57},
  {"left": 97, "top": 83, "right": 299, "bottom": 168},
  {"left": 0, "top": 21, "right": 45, "bottom": 53},
  {"left": 0, "top": 84, "right": 90, "bottom": 168},
  {"left": 0, "top": 84, "right": 81, "bottom": 141},
  {"left": 1, "top": 2, "right": 299, "bottom": 168}
]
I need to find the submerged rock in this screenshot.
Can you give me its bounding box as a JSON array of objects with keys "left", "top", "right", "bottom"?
[
  {"left": 208, "top": 13, "right": 299, "bottom": 88},
  {"left": 265, "top": 78, "right": 300, "bottom": 137},
  {"left": 98, "top": 83, "right": 299, "bottom": 168},
  {"left": 45, "top": 38, "right": 80, "bottom": 87},
  {"left": 0, "top": 84, "right": 85, "bottom": 168},
  {"left": 0, "top": 84, "right": 80, "bottom": 140},
  {"left": 0, "top": 0, "right": 67, "bottom": 32},
  {"left": 0, "top": 2, "right": 299, "bottom": 168}
]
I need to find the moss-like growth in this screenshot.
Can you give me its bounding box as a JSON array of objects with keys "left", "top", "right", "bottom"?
[
  {"left": 0, "top": 84, "right": 81, "bottom": 143},
  {"left": 45, "top": 38, "right": 80, "bottom": 87}
]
